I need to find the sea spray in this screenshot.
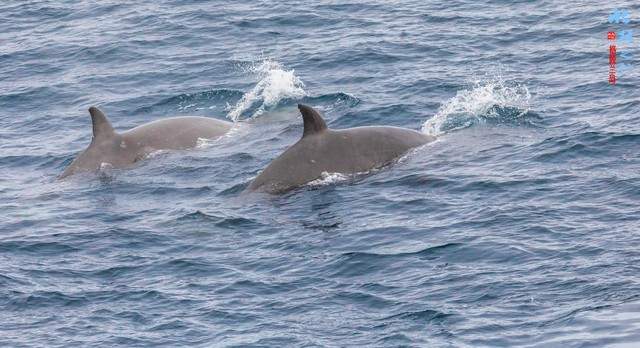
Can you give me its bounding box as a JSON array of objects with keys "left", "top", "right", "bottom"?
[
  {"left": 227, "top": 59, "right": 306, "bottom": 121},
  {"left": 422, "top": 77, "right": 532, "bottom": 136},
  {"left": 307, "top": 172, "right": 351, "bottom": 187}
]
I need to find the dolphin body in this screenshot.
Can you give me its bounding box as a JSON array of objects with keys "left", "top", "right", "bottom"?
[
  {"left": 60, "top": 107, "right": 232, "bottom": 178},
  {"left": 246, "top": 104, "right": 435, "bottom": 194}
]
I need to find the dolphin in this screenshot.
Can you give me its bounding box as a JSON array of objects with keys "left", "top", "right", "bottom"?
[
  {"left": 246, "top": 104, "right": 435, "bottom": 193},
  {"left": 60, "top": 106, "right": 232, "bottom": 178}
]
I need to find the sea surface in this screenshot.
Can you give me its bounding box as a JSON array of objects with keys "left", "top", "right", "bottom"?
[{"left": 1, "top": 1, "right": 639, "bottom": 347}]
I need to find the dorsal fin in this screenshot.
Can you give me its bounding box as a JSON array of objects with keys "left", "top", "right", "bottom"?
[
  {"left": 298, "top": 104, "right": 328, "bottom": 137},
  {"left": 88, "top": 106, "right": 116, "bottom": 139}
]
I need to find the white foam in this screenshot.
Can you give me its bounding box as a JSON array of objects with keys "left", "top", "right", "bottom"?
[
  {"left": 421, "top": 76, "right": 531, "bottom": 136},
  {"left": 144, "top": 149, "right": 169, "bottom": 159},
  {"left": 227, "top": 59, "right": 306, "bottom": 121},
  {"left": 178, "top": 103, "right": 197, "bottom": 111},
  {"left": 307, "top": 172, "right": 350, "bottom": 187},
  {"left": 97, "top": 162, "right": 115, "bottom": 178},
  {"left": 196, "top": 137, "right": 213, "bottom": 149},
  {"left": 195, "top": 123, "right": 246, "bottom": 148},
  {"left": 99, "top": 162, "right": 113, "bottom": 170}
]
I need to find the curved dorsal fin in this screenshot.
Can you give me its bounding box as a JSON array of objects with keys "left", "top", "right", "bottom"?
[
  {"left": 298, "top": 104, "right": 327, "bottom": 137},
  {"left": 88, "top": 106, "right": 116, "bottom": 140}
]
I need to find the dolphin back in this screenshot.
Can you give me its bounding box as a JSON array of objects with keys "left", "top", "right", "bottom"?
[{"left": 247, "top": 105, "right": 434, "bottom": 193}]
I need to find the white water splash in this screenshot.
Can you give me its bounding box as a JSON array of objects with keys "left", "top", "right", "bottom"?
[
  {"left": 96, "top": 162, "right": 115, "bottom": 179},
  {"left": 144, "top": 150, "right": 169, "bottom": 159},
  {"left": 307, "top": 172, "right": 350, "bottom": 187},
  {"left": 227, "top": 59, "right": 306, "bottom": 121},
  {"left": 422, "top": 77, "right": 531, "bottom": 136},
  {"left": 178, "top": 103, "right": 197, "bottom": 111},
  {"left": 196, "top": 123, "right": 246, "bottom": 148},
  {"left": 99, "top": 162, "right": 113, "bottom": 171}
]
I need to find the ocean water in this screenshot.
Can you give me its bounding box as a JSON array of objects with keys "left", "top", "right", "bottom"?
[{"left": 1, "top": 1, "right": 639, "bottom": 347}]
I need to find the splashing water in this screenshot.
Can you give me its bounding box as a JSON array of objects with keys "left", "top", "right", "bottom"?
[
  {"left": 307, "top": 172, "right": 351, "bottom": 187},
  {"left": 227, "top": 59, "right": 307, "bottom": 121},
  {"left": 195, "top": 123, "right": 246, "bottom": 149},
  {"left": 422, "top": 77, "right": 532, "bottom": 136}
]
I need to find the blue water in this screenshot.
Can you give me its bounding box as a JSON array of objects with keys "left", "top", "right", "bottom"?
[{"left": 2, "top": 1, "right": 640, "bottom": 347}]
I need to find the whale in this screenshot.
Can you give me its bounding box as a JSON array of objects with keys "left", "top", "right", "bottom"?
[
  {"left": 60, "top": 106, "right": 232, "bottom": 178},
  {"left": 246, "top": 104, "right": 435, "bottom": 194}
]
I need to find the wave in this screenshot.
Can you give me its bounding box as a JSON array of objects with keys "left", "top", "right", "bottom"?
[
  {"left": 303, "top": 92, "right": 360, "bottom": 108},
  {"left": 134, "top": 89, "right": 244, "bottom": 115},
  {"left": 422, "top": 76, "right": 539, "bottom": 136},
  {"left": 531, "top": 130, "right": 640, "bottom": 162},
  {"left": 176, "top": 210, "right": 257, "bottom": 229},
  {"left": 227, "top": 59, "right": 307, "bottom": 121},
  {"left": 341, "top": 242, "right": 463, "bottom": 261},
  {"left": 380, "top": 308, "right": 451, "bottom": 323},
  {"left": 0, "top": 240, "right": 79, "bottom": 255}
]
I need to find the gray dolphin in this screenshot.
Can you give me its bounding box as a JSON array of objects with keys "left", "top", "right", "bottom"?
[
  {"left": 60, "top": 107, "right": 232, "bottom": 178},
  {"left": 246, "top": 104, "right": 435, "bottom": 193}
]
